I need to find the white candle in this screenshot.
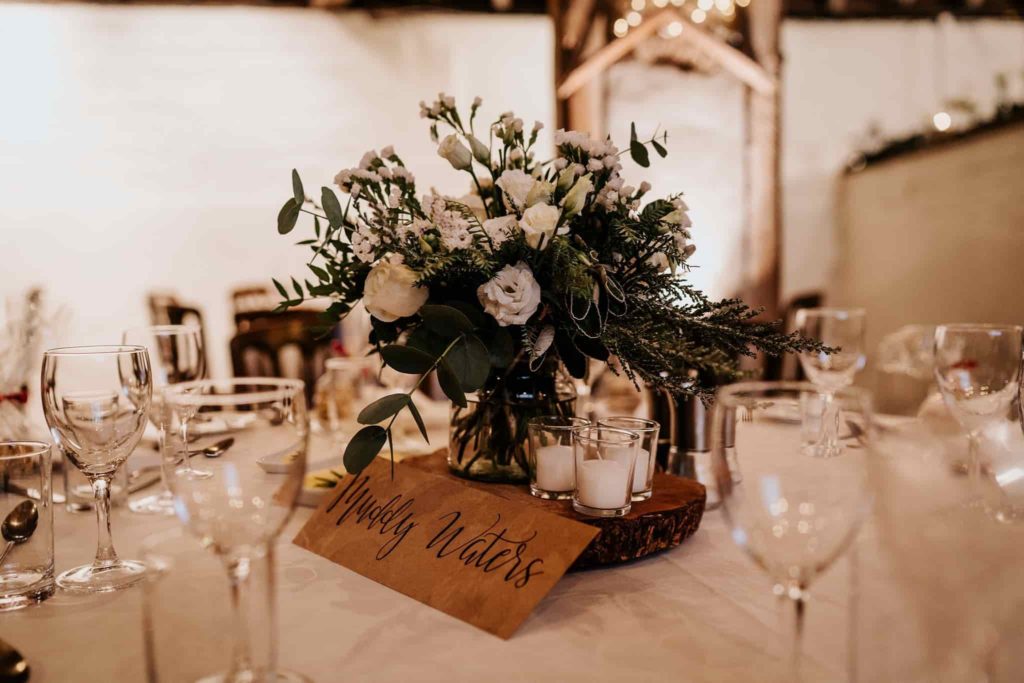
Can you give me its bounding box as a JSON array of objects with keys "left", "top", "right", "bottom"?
[
  {"left": 535, "top": 445, "right": 575, "bottom": 492},
  {"left": 577, "top": 459, "right": 630, "bottom": 509},
  {"left": 606, "top": 446, "right": 650, "bottom": 493}
]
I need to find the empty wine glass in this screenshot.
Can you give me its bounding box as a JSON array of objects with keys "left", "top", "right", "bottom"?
[
  {"left": 794, "top": 308, "right": 866, "bottom": 456},
  {"left": 41, "top": 345, "right": 152, "bottom": 592},
  {"left": 122, "top": 324, "right": 205, "bottom": 514},
  {"left": 934, "top": 324, "right": 1023, "bottom": 519},
  {"left": 712, "top": 381, "right": 873, "bottom": 680},
  {"left": 163, "top": 378, "right": 309, "bottom": 683}
]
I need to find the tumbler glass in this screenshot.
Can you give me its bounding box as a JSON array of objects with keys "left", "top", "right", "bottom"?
[
  {"left": 597, "top": 417, "right": 660, "bottom": 501},
  {"left": 0, "top": 441, "right": 54, "bottom": 610},
  {"left": 572, "top": 425, "right": 640, "bottom": 517}
]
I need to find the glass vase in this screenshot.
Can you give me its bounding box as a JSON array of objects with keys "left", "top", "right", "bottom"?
[{"left": 448, "top": 356, "right": 576, "bottom": 484}]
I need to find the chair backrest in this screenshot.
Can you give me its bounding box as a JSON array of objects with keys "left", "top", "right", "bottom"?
[
  {"left": 148, "top": 295, "right": 211, "bottom": 375},
  {"left": 761, "top": 291, "right": 822, "bottom": 382},
  {"left": 230, "top": 285, "right": 276, "bottom": 318},
  {"left": 229, "top": 316, "right": 334, "bottom": 404}
]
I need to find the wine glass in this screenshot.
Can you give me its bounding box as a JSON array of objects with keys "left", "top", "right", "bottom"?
[
  {"left": 162, "top": 378, "right": 309, "bottom": 683},
  {"left": 122, "top": 324, "right": 205, "bottom": 514},
  {"left": 794, "top": 308, "right": 867, "bottom": 457},
  {"left": 40, "top": 345, "right": 152, "bottom": 592},
  {"left": 711, "top": 381, "right": 873, "bottom": 680},
  {"left": 934, "top": 324, "right": 1023, "bottom": 519}
]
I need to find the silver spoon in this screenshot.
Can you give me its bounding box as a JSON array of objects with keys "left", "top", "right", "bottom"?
[
  {"left": 0, "top": 501, "right": 39, "bottom": 566},
  {"left": 0, "top": 638, "right": 29, "bottom": 683},
  {"left": 200, "top": 437, "right": 235, "bottom": 459}
]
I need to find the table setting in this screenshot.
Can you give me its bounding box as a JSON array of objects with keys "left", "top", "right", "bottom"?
[{"left": 1, "top": 93, "right": 1024, "bottom": 683}]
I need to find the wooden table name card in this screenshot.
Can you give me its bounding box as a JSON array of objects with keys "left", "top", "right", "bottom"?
[{"left": 294, "top": 457, "right": 599, "bottom": 639}]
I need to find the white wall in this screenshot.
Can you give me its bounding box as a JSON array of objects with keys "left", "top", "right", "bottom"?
[
  {"left": 0, "top": 3, "right": 554, "bottom": 378},
  {"left": 607, "top": 18, "right": 1024, "bottom": 302}
]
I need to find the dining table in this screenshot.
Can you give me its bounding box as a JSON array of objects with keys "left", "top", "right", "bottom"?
[{"left": 3, "top": 417, "right": 1020, "bottom": 683}]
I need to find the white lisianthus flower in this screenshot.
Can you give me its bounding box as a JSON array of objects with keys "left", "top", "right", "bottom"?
[
  {"left": 561, "top": 174, "right": 593, "bottom": 217},
  {"left": 482, "top": 215, "right": 519, "bottom": 249},
  {"left": 477, "top": 262, "right": 542, "bottom": 327},
  {"left": 362, "top": 256, "right": 429, "bottom": 323},
  {"left": 556, "top": 166, "right": 576, "bottom": 193},
  {"left": 466, "top": 134, "right": 491, "bottom": 165},
  {"left": 519, "top": 203, "right": 562, "bottom": 250},
  {"left": 441, "top": 223, "right": 474, "bottom": 251},
  {"left": 437, "top": 134, "right": 473, "bottom": 171},
  {"left": 495, "top": 169, "right": 536, "bottom": 213}
]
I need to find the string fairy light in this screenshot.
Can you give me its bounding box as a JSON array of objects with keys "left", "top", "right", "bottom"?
[{"left": 608, "top": 0, "right": 749, "bottom": 42}]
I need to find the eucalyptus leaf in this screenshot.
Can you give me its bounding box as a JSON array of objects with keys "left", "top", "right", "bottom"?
[
  {"left": 437, "top": 360, "right": 467, "bottom": 407},
  {"left": 407, "top": 326, "right": 448, "bottom": 358},
  {"left": 444, "top": 300, "right": 486, "bottom": 327},
  {"left": 380, "top": 344, "right": 435, "bottom": 374},
  {"left": 630, "top": 122, "right": 638, "bottom": 142},
  {"left": 420, "top": 304, "right": 475, "bottom": 338},
  {"left": 321, "top": 187, "right": 344, "bottom": 228},
  {"left": 651, "top": 139, "right": 668, "bottom": 158},
  {"left": 309, "top": 264, "right": 329, "bottom": 282},
  {"left": 446, "top": 335, "right": 490, "bottom": 392},
  {"left": 406, "top": 399, "right": 430, "bottom": 443},
  {"left": 630, "top": 140, "right": 650, "bottom": 168},
  {"left": 291, "top": 169, "right": 304, "bottom": 205},
  {"left": 277, "top": 198, "right": 300, "bottom": 235},
  {"left": 272, "top": 278, "right": 288, "bottom": 299},
  {"left": 343, "top": 425, "right": 387, "bottom": 474},
  {"left": 357, "top": 393, "right": 410, "bottom": 425},
  {"left": 487, "top": 327, "right": 515, "bottom": 368}
]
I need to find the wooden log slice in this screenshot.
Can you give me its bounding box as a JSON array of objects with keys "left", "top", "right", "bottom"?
[{"left": 401, "top": 451, "right": 706, "bottom": 571}]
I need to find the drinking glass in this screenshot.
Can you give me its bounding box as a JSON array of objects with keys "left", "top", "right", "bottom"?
[
  {"left": 794, "top": 308, "right": 866, "bottom": 457},
  {"left": 934, "top": 324, "right": 1023, "bottom": 519},
  {"left": 571, "top": 425, "right": 640, "bottom": 517},
  {"left": 311, "top": 356, "right": 376, "bottom": 442},
  {"left": 711, "top": 382, "right": 873, "bottom": 680},
  {"left": 41, "top": 345, "right": 152, "bottom": 593},
  {"left": 527, "top": 416, "right": 589, "bottom": 500},
  {"left": 597, "top": 417, "right": 660, "bottom": 501},
  {"left": 122, "top": 325, "right": 205, "bottom": 514},
  {"left": 0, "top": 441, "right": 54, "bottom": 610},
  {"left": 163, "top": 378, "right": 309, "bottom": 683}
]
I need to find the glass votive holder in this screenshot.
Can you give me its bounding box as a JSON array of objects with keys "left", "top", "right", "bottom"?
[
  {"left": 598, "top": 417, "right": 660, "bottom": 501},
  {"left": 527, "top": 416, "right": 590, "bottom": 500},
  {"left": 571, "top": 426, "right": 640, "bottom": 518},
  {"left": 0, "top": 441, "right": 55, "bottom": 610}
]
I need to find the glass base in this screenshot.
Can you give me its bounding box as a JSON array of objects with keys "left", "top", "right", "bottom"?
[
  {"left": 177, "top": 465, "right": 214, "bottom": 481},
  {"left": 572, "top": 501, "right": 630, "bottom": 517},
  {"left": 57, "top": 559, "right": 147, "bottom": 594},
  {"left": 197, "top": 669, "right": 313, "bottom": 683},
  {"left": 529, "top": 485, "right": 572, "bottom": 500},
  {"left": 0, "top": 576, "right": 55, "bottom": 611},
  {"left": 129, "top": 490, "right": 176, "bottom": 515},
  {"left": 630, "top": 490, "right": 652, "bottom": 502}
]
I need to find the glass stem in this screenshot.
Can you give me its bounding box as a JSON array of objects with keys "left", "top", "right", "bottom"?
[
  {"left": 822, "top": 390, "right": 840, "bottom": 456},
  {"left": 224, "top": 546, "right": 276, "bottom": 681},
  {"left": 782, "top": 589, "right": 807, "bottom": 682},
  {"left": 91, "top": 476, "right": 119, "bottom": 566}
]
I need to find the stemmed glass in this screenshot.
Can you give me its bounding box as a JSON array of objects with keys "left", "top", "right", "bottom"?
[
  {"left": 711, "top": 382, "right": 873, "bottom": 680},
  {"left": 122, "top": 324, "right": 206, "bottom": 514},
  {"left": 40, "top": 345, "right": 152, "bottom": 592},
  {"left": 794, "top": 308, "right": 866, "bottom": 457},
  {"left": 933, "top": 324, "right": 1023, "bottom": 518},
  {"left": 162, "top": 378, "right": 309, "bottom": 683}
]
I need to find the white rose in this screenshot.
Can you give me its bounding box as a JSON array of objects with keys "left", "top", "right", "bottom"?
[
  {"left": 477, "top": 262, "right": 542, "bottom": 327},
  {"left": 362, "top": 257, "right": 429, "bottom": 323},
  {"left": 495, "top": 169, "right": 536, "bottom": 213},
  {"left": 482, "top": 215, "right": 519, "bottom": 249},
  {"left": 437, "top": 134, "right": 472, "bottom": 171},
  {"left": 519, "top": 203, "right": 562, "bottom": 250}
]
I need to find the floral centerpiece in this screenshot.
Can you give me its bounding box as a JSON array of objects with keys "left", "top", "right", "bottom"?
[{"left": 274, "top": 94, "right": 821, "bottom": 482}]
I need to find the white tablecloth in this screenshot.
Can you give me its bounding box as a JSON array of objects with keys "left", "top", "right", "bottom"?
[{"left": 7, "top": 419, "right": 1018, "bottom": 683}]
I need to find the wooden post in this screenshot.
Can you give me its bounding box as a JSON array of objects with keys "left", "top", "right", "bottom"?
[{"left": 744, "top": 0, "right": 783, "bottom": 319}]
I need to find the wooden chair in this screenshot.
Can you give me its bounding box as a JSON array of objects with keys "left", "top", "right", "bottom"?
[
  {"left": 761, "top": 291, "right": 822, "bottom": 381},
  {"left": 229, "top": 316, "right": 335, "bottom": 404},
  {"left": 230, "top": 285, "right": 276, "bottom": 320}
]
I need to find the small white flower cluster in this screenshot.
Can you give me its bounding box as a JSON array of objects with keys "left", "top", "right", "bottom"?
[
  {"left": 351, "top": 220, "right": 380, "bottom": 263},
  {"left": 419, "top": 93, "right": 455, "bottom": 119},
  {"left": 423, "top": 194, "right": 475, "bottom": 252}
]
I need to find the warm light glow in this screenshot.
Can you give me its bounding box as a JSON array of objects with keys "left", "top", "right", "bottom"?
[
  {"left": 691, "top": 7, "right": 707, "bottom": 21},
  {"left": 653, "top": 0, "right": 669, "bottom": 6},
  {"left": 671, "top": 0, "right": 686, "bottom": 6},
  {"left": 631, "top": 0, "right": 646, "bottom": 10},
  {"left": 933, "top": 111, "right": 952, "bottom": 131},
  {"left": 626, "top": 10, "right": 643, "bottom": 25},
  {"left": 722, "top": 3, "right": 735, "bottom": 15},
  {"left": 736, "top": 0, "right": 750, "bottom": 6},
  {"left": 613, "top": 17, "right": 630, "bottom": 36},
  {"left": 697, "top": 0, "right": 713, "bottom": 10},
  {"left": 715, "top": 0, "right": 732, "bottom": 11},
  {"left": 665, "top": 20, "right": 683, "bottom": 36}
]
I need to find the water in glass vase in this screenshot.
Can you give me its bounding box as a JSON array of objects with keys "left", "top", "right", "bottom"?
[{"left": 448, "top": 357, "right": 576, "bottom": 483}]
